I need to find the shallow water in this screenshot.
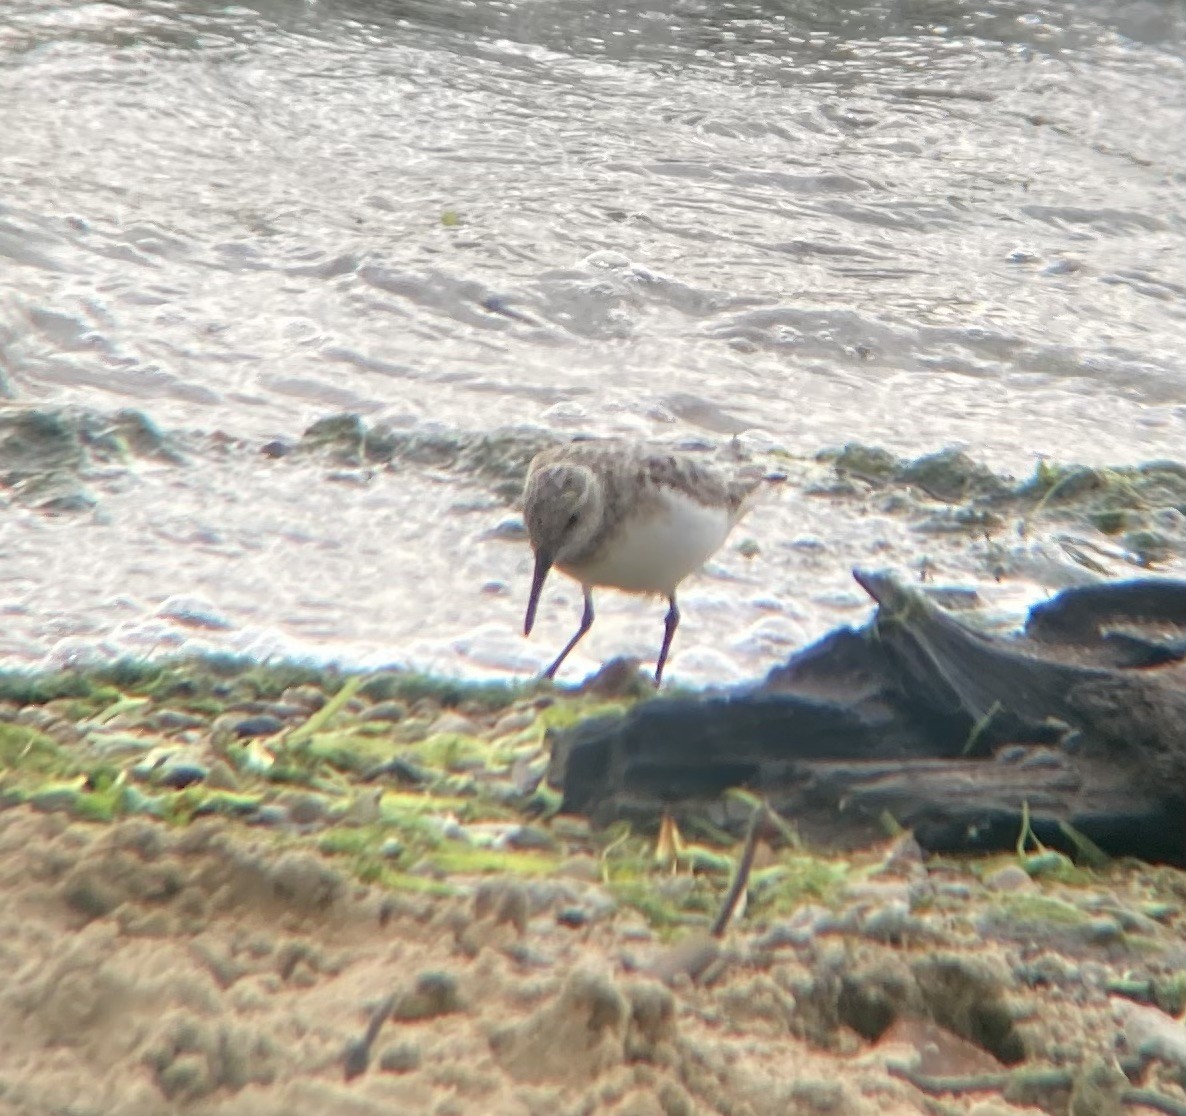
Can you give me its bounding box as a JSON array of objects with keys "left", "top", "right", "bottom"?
[{"left": 2, "top": 0, "right": 1186, "bottom": 680}]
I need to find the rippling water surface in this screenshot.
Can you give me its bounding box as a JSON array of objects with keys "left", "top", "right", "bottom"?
[{"left": 2, "top": 0, "right": 1185, "bottom": 680}]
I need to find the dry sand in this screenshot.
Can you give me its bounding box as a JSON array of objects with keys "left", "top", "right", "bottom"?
[{"left": 3, "top": 805, "right": 1186, "bottom": 1116}]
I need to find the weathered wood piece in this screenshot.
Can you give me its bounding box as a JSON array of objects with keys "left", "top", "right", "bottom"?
[{"left": 547, "top": 572, "right": 1186, "bottom": 862}]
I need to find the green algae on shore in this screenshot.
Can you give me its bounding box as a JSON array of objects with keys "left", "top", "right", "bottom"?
[
  {"left": 11, "top": 405, "right": 1186, "bottom": 562},
  {"left": 0, "top": 649, "right": 1184, "bottom": 955},
  {"left": 822, "top": 442, "right": 1186, "bottom": 556}
]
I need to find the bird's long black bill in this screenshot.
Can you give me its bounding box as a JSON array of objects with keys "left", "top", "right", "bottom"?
[{"left": 524, "top": 552, "right": 551, "bottom": 636}]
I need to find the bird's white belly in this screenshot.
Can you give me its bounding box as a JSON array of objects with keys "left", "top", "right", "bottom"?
[{"left": 565, "top": 492, "right": 732, "bottom": 594}]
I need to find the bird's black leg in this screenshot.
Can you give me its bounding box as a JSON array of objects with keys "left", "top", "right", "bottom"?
[
  {"left": 654, "top": 594, "right": 680, "bottom": 686},
  {"left": 543, "top": 588, "right": 595, "bottom": 680}
]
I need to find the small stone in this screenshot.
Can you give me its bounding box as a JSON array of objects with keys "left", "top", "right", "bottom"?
[
  {"left": 758, "top": 905, "right": 840, "bottom": 948},
  {"left": 378, "top": 1042, "right": 421, "bottom": 1074},
  {"left": 280, "top": 793, "right": 328, "bottom": 826},
  {"left": 234, "top": 715, "right": 284, "bottom": 738},
  {"left": 392, "top": 971, "right": 463, "bottom": 1021},
  {"left": 557, "top": 907, "right": 589, "bottom": 929},
  {"left": 281, "top": 685, "right": 327, "bottom": 711},
  {"left": 146, "top": 710, "right": 206, "bottom": 732},
  {"left": 985, "top": 865, "right": 1037, "bottom": 893},
  {"left": 365, "top": 701, "right": 407, "bottom": 723},
  {"left": 1083, "top": 917, "right": 1124, "bottom": 945},
  {"left": 261, "top": 438, "right": 294, "bottom": 458},
  {"left": 790, "top": 1080, "right": 844, "bottom": 1112},
  {"left": 155, "top": 760, "right": 208, "bottom": 789},
  {"left": 250, "top": 805, "right": 290, "bottom": 827},
  {"left": 483, "top": 516, "right": 528, "bottom": 542},
  {"left": 1141, "top": 902, "right": 1177, "bottom": 922},
  {"left": 860, "top": 902, "right": 919, "bottom": 943},
  {"left": 428, "top": 712, "right": 479, "bottom": 736},
  {"left": 157, "top": 1053, "right": 212, "bottom": 1100},
  {"left": 507, "top": 825, "right": 559, "bottom": 852},
  {"left": 63, "top": 871, "right": 121, "bottom": 918}
]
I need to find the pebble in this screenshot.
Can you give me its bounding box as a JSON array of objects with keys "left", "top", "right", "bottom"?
[
  {"left": 155, "top": 759, "right": 209, "bottom": 789},
  {"left": 146, "top": 710, "right": 207, "bottom": 732},
  {"left": 1098, "top": 906, "right": 1162, "bottom": 936},
  {"left": 860, "top": 901, "right": 921, "bottom": 943},
  {"left": 758, "top": 905, "right": 841, "bottom": 948},
  {"left": 392, "top": 972, "right": 463, "bottom": 1021},
  {"left": 1082, "top": 917, "right": 1124, "bottom": 945},
  {"left": 428, "top": 712, "right": 479, "bottom": 737},
  {"left": 1141, "top": 902, "right": 1178, "bottom": 922},
  {"left": 985, "top": 865, "right": 1037, "bottom": 892},
  {"left": 233, "top": 715, "right": 284, "bottom": 738},
  {"left": 1015, "top": 953, "right": 1081, "bottom": 987},
  {"left": 482, "top": 516, "right": 528, "bottom": 542},
  {"left": 261, "top": 438, "right": 294, "bottom": 458},
  {"left": 994, "top": 745, "right": 1029, "bottom": 764},
  {"left": 281, "top": 685, "right": 327, "bottom": 711},
  {"left": 280, "top": 793, "right": 328, "bottom": 826},
  {"left": 365, "top": 701, "right": 408, "bottom": 723},
  {"left": 789, "top": 1080, "right": 844, "bottom": 1112},
  {"left": 80, "top": 731, "right": 151, "bottom": 759},
  {"left": 378, "top": 1042, "right": 421, "bottom": 1074},
  {"left": 507, "top": 825, "right": 559, "bottom": 852}
]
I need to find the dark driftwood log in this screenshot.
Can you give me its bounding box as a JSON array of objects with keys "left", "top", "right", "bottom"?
[{"left": 547, "top": 572, "right": 1186, "bottom": 863}]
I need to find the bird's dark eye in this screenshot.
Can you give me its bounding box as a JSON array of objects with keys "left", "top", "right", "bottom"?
[{"left": 565, "top": 512, "right": 580, "bottom": 530}]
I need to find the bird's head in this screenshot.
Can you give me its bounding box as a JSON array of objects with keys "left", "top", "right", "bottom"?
[{"left": 522, "top": 462, "right": 602, "bottom": 635}]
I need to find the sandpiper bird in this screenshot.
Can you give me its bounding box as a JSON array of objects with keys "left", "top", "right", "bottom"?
[{"left": 522, "top": 440, "right": 767, "bottom": 685}]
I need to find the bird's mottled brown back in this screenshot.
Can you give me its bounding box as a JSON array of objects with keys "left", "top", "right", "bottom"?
[{"left": 531, "top": 440, "right": 754, "bottom": 508}]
